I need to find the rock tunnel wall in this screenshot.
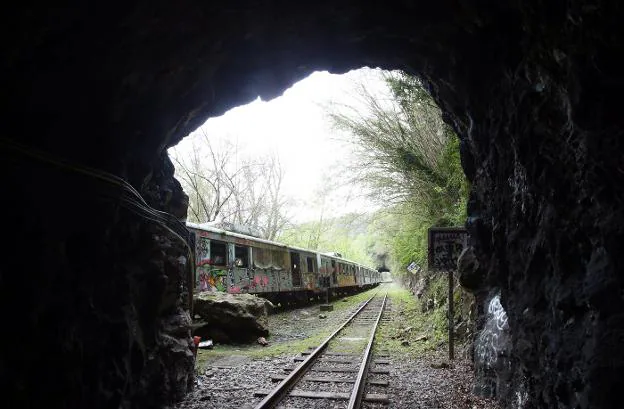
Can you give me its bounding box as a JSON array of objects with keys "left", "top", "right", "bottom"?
[{"left": 2, "top": 1, "right": 623, "bottom": 408}]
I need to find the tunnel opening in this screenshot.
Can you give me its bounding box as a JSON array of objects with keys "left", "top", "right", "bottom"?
[{"left": 2, "top": 2, "right": 624, "bottom": 409}]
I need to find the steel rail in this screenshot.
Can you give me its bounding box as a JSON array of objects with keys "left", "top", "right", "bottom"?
[
  {"left": 347, "top": 293, "right": 388, "bottom": 409},
  {"left": 253, "top": 292, "right": 381, "bottom": 409}
]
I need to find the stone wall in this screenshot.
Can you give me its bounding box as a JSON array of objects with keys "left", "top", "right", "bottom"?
[{"left": 2, "top": 1, "right": 623, "bottom": 407}]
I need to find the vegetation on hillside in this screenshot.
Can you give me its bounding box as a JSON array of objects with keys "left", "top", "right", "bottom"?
[
  {"left": 328, "top": 71, "right": 469, "bottom": 279},
  {"left": 323, "top": 71, "right": 471, "bottom": 347},
  {"left": 278, "top": 212, "right": 376, "bottom": 266}
]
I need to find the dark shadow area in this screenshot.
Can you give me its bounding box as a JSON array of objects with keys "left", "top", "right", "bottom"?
[{"left": 1, "top": 2, "right": 623, "bottom": 408}]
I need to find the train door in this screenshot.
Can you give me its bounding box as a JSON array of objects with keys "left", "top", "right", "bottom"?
[
  {"left": 251, "top": 247, "right": 272, "bottom": 293},
  {"left": 304, "top": 255, "right": 317, "bottom": 290},
  {"left": 274, "top": 249, "right": 291, "bottom": 291},
  {"left": 196, "top": 239, "right": 228, "bottom": 292},
  {"left": 290, "top": 251, "right": 302, "bottom": 287},
  {"left": 231, "top": 244, "right": 251, "bottom": 293},
  {"left": 331, "top": 260, "right": 337, "bottom": 286},
  {"left": 319, "top": 256, "right": 330, "bottom": 288}
]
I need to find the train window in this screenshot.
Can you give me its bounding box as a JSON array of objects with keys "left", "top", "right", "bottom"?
[
  {"left": 321, "top": 259, "right": 330, "bottom": 275},
  {"left": 210, "top": 241, "right": 227, "bottom": 266},
  {"left": 272, "top": 250, "right": 287, "bottom": 270},
  {"left": 234, "top": 245, "right": 249, "bottom": 268},
  {"left": 306, "top": 257, "right": 314, "bottom": 273},
  {"left": 253, "top": 247, "right": 271, "bottom": 269}
]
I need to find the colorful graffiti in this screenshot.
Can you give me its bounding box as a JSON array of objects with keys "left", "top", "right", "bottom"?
[
  {"left": 253, "top": 274, "right": 270, "bottom": 287},
  {"left": 197, "top": 236, "right": 210, "bottom": 264},
  {"left": 244, "top": 273, "right": 270, "bottom": 291},
  {"left": 337, "top": 275, "right": 355, "bottom": 286},
  {"left": 198, "top": 267, "right": 228, "bottom": 292}
]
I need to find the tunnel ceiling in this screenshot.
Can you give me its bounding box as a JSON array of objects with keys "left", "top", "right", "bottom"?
[
  {"left": 3, "top": 1, "right": 520, "bottom": 179},
  {"left": 3, "top": 1, "right": 624, "bottom": 408}
]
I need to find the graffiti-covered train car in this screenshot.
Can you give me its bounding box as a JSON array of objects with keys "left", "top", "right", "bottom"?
[{"left": 187, "top": 222, "right": 380, "bottom": 303}]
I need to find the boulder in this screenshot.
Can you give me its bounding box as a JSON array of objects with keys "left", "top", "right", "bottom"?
[{"left": 193, "top": 292, "right": 274, "bottom": 343}]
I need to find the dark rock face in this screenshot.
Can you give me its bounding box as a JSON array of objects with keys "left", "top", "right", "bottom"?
[{"left": 2, "top": 1, "right": 624, "bottom": 408}]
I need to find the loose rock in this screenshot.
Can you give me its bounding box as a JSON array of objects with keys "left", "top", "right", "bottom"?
[{"left": 193, "top": 292, "right": 274, "bottom": 342}]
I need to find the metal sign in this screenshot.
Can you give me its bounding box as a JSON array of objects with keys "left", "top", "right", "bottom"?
[
  {"left": 406, "top": 261, "right": 421, "bottom": 274},
  {"left": 427, "top": 227, "right": 468, "bottom": 271}
]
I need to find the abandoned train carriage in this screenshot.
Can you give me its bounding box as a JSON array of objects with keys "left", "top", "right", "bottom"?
[{"left": 187, "top": 222, "right": 380, "bottom": 303}]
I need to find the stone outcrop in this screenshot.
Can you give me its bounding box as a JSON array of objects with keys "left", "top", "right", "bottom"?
[
  {"left": 3, "top": 1, "right": 624, "bottom": 408},
  {"left": 193, "top": 292, "right": 273, "bottom": 343}
]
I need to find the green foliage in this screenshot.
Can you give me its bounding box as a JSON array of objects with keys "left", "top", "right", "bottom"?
[
  {"left": 278, "top": 212, "right": 376, "bottom": 266},
  {"left": 374, "top": 283, "right": 452, "bottom": 357},
  {"left": 328, "top": 71, "right": 468, "bottom": 279}
]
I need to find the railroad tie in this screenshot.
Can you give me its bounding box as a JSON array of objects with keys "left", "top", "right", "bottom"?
[
  {"left": 282, "top": 366, "right": 390, "bottom": 374},
  {"left": 254, "top": 390, "right": 389, "bottom": 403},
  {"left": 271, "top": 374, "right": 389, "bottom": 386}
]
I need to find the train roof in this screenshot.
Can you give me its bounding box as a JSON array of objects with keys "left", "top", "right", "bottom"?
[{"left": 186, "top": 222, "right": 378, "bottom": 271}]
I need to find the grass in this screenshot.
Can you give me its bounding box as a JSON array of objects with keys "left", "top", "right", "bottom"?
[
  {"left": 195, "top": 329, "right": 334, "bottom": 371},
  {"left": 331, "top": 287, "right": 380, "bottom": 311},
  {"left": 374, "top": 282, "right": 448, "bottom": 358}
]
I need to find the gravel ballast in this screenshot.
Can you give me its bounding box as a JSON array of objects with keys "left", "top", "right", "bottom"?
[{"left": 175, "top": 286, "right": 500, "bottom": 408}]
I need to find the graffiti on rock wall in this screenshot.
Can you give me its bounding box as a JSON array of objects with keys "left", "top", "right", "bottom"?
[
  {"left": 475, "top": 294, "right": 510, "bottom": 369},
  {"left": 197, "top": 267, "right": 228, "bottom": 292}
]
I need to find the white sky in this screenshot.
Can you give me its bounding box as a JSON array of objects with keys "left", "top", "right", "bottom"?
[{"left": 168, "top": 67, "right": 392, "bottom": 222}]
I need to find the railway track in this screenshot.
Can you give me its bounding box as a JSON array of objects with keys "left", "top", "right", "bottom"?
[{"left": 254, "top": 291, "right": 389, "bottom": 409}]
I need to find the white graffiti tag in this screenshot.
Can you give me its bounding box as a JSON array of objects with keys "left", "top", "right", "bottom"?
[{"left": 475, "top": 294, "right": 510, "bottom": 369}]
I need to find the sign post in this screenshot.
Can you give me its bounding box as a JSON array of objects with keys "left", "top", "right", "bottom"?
[
  {"left": 448, "top": 260, "right": 454, "bottom": 360},
  {"left": 428, "top": 227, "right": 468, "bottom": 361}
]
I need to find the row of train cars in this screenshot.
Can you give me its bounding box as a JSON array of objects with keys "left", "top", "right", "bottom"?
[{"left": 188, "top": 222, "right": 382, "bottom": 304}]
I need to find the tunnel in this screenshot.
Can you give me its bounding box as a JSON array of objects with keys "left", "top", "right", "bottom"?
[{"left": 2, "top": 1, "right": 623, "bottom": 408}]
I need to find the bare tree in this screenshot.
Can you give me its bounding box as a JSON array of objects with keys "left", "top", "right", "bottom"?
[
  {"left": 170, "top": 130, "right": 290, "bottom": 239},
  {"left": 258, "top": 154, "right": 289, "bottom": 240}
]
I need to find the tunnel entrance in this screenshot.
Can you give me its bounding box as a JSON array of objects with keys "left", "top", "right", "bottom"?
[{"left": 3, "top": 2, "right": 624, "bottom": 409}]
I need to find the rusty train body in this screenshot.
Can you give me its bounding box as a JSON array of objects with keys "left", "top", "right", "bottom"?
[{"left": 187, "top": 222, "right": 381, "bottom": 303}]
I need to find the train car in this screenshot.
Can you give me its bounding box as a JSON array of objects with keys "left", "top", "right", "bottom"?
[{"left": 187, "top": 222, "right": 380, "bottom": 304}]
